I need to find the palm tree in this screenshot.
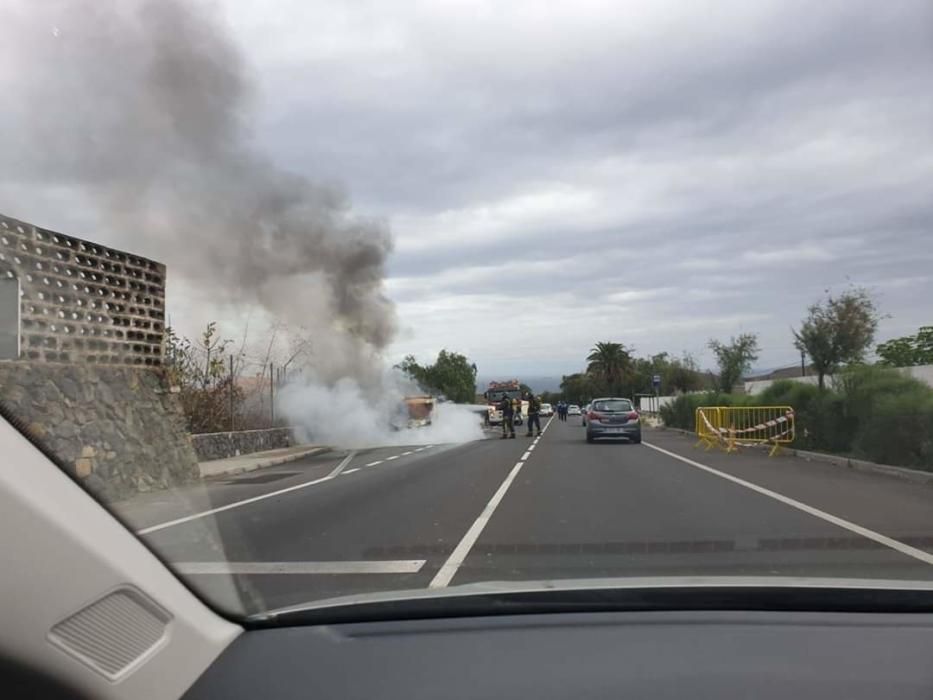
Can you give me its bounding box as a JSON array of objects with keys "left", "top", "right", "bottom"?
[{"left": 586, "top": 342, "right": 632, "bottom": 395}]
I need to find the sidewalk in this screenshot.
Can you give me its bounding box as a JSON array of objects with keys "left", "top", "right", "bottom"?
[{"left": 198, "top": 444, "right": 330, "bottom": 478}]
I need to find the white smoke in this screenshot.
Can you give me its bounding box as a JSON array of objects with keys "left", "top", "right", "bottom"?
[
  {"left": 277, "top": 371, "right": 485, "bottom": 449},
  {"left": 3, "top": 0, "right": 485, "bottom": 447}
]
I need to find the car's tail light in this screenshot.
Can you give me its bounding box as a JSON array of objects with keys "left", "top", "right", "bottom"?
[
  {"left": 588, "top": 411, "right": 604, "bottom": 421},
  {"left": 627, "top": 411, "right": 639, "bottom": 422}
]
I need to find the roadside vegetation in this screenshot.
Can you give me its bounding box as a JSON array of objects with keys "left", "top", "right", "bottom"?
[
  {"left": 164, "top": 321, "right": 315, "bottom": 433},
  {"left": 659, "top": 367, "right": 933, "bottom": 470},
  {"left": 544, "top": 287, "right": 932, "bottom": 470},
  {"left": 396, "top": 350, "right": 478, "bottom": 404},
  {"left": 658, "top": 288, "right": 932, "bottom": 470},
  {"left": 542, "top": 343, "right": 708, "bottom": 406}
]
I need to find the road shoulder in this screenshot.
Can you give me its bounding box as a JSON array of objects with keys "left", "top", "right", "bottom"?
[{"left": 645, "top": 428, "right": 933, "bottom": 553}]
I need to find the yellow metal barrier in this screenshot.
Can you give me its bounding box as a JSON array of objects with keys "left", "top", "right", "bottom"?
[
  {"left": 695, "top": 406, "right": 723, "bottom": 450},
  {"left": 695, "top": 405, "right": 795, "bottom": 456}
]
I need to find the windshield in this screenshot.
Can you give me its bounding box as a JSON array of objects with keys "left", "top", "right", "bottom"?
[
  {"left": 3, "top": 0, "right": 933, "bottom": 622},
  {"left": 592, "top": 400, "right": 633, "bottom": 413},
  {"left": 487, "top": 390, "right": 521, "bottom": 402}
]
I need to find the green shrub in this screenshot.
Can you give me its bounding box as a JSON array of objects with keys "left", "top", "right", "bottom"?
[
  {"left": 659, "top": 391, "right": 746, "bottom": 431},
  {"left": 851, "top": 387, "right": 933, "bottom": 469},
  {"left": 757, "top": 380, "right": 821, "bottom": 409},
  {"left": 660, "top": 367, "right": 933, "bottom": 469},
  {"left": 659, "top": 394, "right": 697, "bottom": 430}
]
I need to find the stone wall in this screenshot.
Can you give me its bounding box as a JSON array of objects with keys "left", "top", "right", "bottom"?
[
  {"left": 0, "top": 362, "right": 198, "bottom": 502},
  {"left": 190, "top": 427, "right": 297, "bottom": 462}
]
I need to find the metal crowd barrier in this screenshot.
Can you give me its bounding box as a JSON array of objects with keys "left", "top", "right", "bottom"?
[{"left": 695, "top": 405, "right": 795, "bottom": 457}]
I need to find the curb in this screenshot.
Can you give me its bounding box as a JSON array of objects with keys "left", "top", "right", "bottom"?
[
  {"left": 791, "top": 449, "right": 933, "bottom": 486},
  {"left": 199, "top": 446, "right": 332, "bottom": 479},
  {"left": 651, "top": 426, "right": 933, "bottom": 485}
]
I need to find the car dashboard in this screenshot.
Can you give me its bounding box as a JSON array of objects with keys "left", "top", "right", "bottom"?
[{"left": 185, "top": 609, "right": 933, "bottom": 699}]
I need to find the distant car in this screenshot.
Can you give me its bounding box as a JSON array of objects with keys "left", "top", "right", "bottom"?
[
  {"left": 585, "top": 397, "right": 641, "bottom": 444},
  {"left": 540, "top": 403, "right": 553, "bottom": 417},
  {"left": 567, "top": 404, "right": 581, "bottom": 416}
]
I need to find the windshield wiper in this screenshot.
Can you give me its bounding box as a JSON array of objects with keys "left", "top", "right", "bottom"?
[{"left": 246, "top": 577, "right": 933, "bottom": 628}]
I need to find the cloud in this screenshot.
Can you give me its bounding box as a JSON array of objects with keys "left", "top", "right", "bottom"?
[
  {"left": 3, "top": 0, "right": 932, "bottom": 375},
  {"left": 741, "top": 245, "right": 838, "bottom": 265}
]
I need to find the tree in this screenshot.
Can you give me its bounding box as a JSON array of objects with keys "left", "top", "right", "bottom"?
[
  {"left": 877, "top": 326, "right": 933, "bottom": 367},
  {"left": 396, "top": 350, "right": 478, "bottom": 403},
  {"left": 666, "top": 353, "right": 704, "bottom": 393},
  {"left": 396, "top": 354, "right": 429, "bottom": 387},
  {"left": 164, "top": 322, "right": 242, "bottom": 433},
  {"left": 586, "top": 341, "right": 633, "bottom": 395},
  {"left": 793, "top": 288, "right": 881, "bottom": 389},
  {"left": 629, "top": 351, "right": 703, "bottom": 396},
  {"left": 559, "top": 373, "right": 595, "bottom": 404},
  {"left": 708, "top": 333, "right": 760, "bottom": 393}
]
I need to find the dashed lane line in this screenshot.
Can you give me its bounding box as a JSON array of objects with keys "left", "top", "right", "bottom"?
[
  {"left": 342, "top": 468, "right": 360, "bottom": 475},
  {"left": 139, "top": 472, "right": 335, "bottom": 535},
  {"left": 139, "top": 445, "right": 437, "bottom": 535}
]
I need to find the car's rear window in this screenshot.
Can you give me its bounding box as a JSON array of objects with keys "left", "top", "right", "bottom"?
[{"left": 592, "top": 400, "right": 633, "bottom": 412}]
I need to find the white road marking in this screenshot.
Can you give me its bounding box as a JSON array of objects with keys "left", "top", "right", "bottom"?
[
  {"left": 521, "top": 451, "right": 531, "bottom": 460},
  {"left": 327, "top": 450, "right": 358, "bottom": 478},
  {"left": 342, "top": 468, "right": 360, "bottom": 475},
  {"left": 386, "top": 455, "right": 400, "bottom": 461},
  {"left": 528, "top": 445, "right": 536, "bottom": 451},
  {"left": 414, "top": 447, "right": 426, "bottom": 452},
  {"left": 138, "top": 473, "right": 335, "bottom": 535},
  {"left": 430, "top": 459, "right": 529, "bottom": 588},
  {"left": 365, "top": 460, "right": 383, "bottom": 467},
  {"left": 175, "top": 560, "right": 426, "bottom": 575},
  {"left": 642, "top": 442, "right": 933, "bottom": 567},
  {"left": 426, "top": 445, "right": 435, "bottom": 449},
  {"left": 401, "top": 451, "right": 414, "bottom": 456}
]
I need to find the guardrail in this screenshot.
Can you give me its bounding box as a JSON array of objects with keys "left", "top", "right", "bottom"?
[{"left": 695, "top": 405, "right": 795, "bottom": 457}]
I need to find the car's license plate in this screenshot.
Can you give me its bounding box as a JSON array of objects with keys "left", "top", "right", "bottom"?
[{"left": 605, "top": 428, "right": 623, "bottom": 434}]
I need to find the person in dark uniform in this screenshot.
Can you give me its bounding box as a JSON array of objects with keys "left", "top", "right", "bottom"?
[
  {"left": 525, "top": 392, "right": 541, "bottom": 437},
  {"left": 499, "top": 395, "right": 516, "bottom": 439}
]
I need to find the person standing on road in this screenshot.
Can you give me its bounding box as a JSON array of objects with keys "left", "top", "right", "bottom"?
[
  {"left": 499, "top": 395, "right": 516, "bottom": 439},
  {"left": 558, "top": 401, "right": 566, "bottom": 422},
  {"left": 525, "top": 392, "right": 542, "bottom": 437}
]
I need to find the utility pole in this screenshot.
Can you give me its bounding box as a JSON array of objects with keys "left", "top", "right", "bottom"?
[
  {"left": 269, "top": 361, "right": 275, "bottom": 426},
  {"left": 800, "top": 349, "right": 806, "bottom": 377},
  {"left": 228, "top": 355, "right": 234, "bottom": 432}
]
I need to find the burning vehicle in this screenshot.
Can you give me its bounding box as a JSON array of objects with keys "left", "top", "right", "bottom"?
[{"left": 390, "top": 395, "right": 436, "bottom": 431}]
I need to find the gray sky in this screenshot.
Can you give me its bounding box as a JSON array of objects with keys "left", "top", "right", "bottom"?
[{"left": 3, "top": 0, "right": 932, "bottom": 376}]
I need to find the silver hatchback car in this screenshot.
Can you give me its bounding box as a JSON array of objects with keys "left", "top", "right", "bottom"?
[{"left": 584, "top": 397, "right": 641, "bottom": 443}]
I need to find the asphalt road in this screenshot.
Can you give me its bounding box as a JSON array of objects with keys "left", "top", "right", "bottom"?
[{"left": 120, "top": 416, "right": 933, "bottom": 616}]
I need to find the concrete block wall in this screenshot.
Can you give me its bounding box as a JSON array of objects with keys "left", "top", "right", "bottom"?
[{"left": 0, "top": 212, "right": 165, "bottom": 366}]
